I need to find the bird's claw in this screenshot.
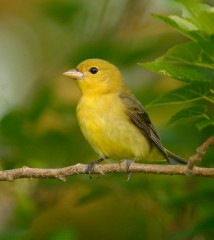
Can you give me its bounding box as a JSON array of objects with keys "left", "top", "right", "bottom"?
[
  {"left": 120, "top": 159, "right": 135, "bottom": 181},
  {"left": 126, "top": 160, "right": 135, "bottom": 181},
  {"left": 85, "top": 158, "right": 104, "bottom": 179}
]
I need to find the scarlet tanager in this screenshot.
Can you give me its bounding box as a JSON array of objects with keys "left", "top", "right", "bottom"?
[{"left": 63, "top": 59, "right": 187, "bottom": 173}]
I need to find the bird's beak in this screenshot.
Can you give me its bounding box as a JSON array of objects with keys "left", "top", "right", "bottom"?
[{"left": 63, "top": 69, "right": 83, "bottom": 80}]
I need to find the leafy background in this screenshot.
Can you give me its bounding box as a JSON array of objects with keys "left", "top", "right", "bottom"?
[{"left": 0, "top": 0, "right": 213, "bottom": 239}]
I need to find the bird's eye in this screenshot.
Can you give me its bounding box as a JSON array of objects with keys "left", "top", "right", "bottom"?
[{"left": 89, "top": 67, "right": 98, "bottom": 74}]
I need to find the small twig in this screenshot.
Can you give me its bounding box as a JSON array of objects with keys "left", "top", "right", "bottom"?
[{"left": 187, "top": 136, "right": 214, "bottom": 170}]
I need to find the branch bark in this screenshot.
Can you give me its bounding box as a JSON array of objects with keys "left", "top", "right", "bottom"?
[
  {"left": 187, "top": 136, "right": 214, "bottom": 170},
  {"left": 0, "top": 163, "right": 213, "bottom": 182},
  {"left": 0, "top": 136, "right": 213, "bottom": 181}
]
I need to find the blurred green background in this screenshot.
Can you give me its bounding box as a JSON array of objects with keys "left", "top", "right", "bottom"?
[{"left": 0, "top": 0, "right": 213, "bottom": 239}]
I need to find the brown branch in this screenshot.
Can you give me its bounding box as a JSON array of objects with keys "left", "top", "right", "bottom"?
[
  {"left": 0, "top": 163, "right": 214, "bottom": 181},
  {"left": 187, "top": 136, "right": 214, "bottom": 170},
  {"left": 0, "top": 136, "right": 213, "bottom": 182}
]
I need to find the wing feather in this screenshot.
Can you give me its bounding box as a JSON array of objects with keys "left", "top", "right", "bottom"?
[{"left": 120, "top": 93, "right": 168, "bottom": 160}]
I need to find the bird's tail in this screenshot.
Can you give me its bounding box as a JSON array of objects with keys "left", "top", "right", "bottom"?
[{"left": 165, "top": 149, "right": 187, "bottom": 165}]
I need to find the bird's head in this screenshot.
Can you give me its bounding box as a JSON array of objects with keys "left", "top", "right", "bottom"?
[{"left": 63, "top": 59, "right": 125, "bottom": 95}]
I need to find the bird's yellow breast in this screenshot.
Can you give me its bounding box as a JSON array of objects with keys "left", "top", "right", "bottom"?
[{"left": 77, "top": 93, "right": 154, "bottom": 160}]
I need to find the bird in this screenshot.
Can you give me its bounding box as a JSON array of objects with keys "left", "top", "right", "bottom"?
[{"left": 63, "top": 58, "right": 187, "bottom": 175}]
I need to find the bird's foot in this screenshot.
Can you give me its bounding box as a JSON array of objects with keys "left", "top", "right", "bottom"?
[
  {"left": 85, "top": 158, "right": 104, "bottom": 179},
  {"left": 120, "top": 159, "right": 135, "bottom": 181}
]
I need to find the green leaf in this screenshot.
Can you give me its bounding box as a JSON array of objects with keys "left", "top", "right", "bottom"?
[
  {"left": 176, "top": 0, "right": 214, "bottom": 35},
  {"left": 141, "top": 41, "right": 214, "bottom": 83},
  {"left": 141, "top": 59, "right": 213, "bottom": 83},
  {"left": 147, "top": 5, "right": 214, "bottom": 84},
  {"left": 154, "top": 1, "right": 214, "bottom": 42},
  {"left": 165, "top": 42, "right": 214, "bottom": 69},
  {"left": 198, "top": 38, "right": 214, "bottom": 62},
  {"left": 168, "top": 104, "right": 207, "bottom": 125},
  {"left": 147, "top": 82, "right": 211, "bottom": 106},
  {"left": 196, "top": 118, "right": 214, "bottom": 130},
  {"left": 153, "top": 14, "right": 208, "bottom": 42},
  {"left": 198, "top": 10, "right": 214, "bottom": 35}
]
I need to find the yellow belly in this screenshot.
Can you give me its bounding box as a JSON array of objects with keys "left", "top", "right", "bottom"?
[{"left": 77, "top": 93, "right": 164, "bottom": 161}]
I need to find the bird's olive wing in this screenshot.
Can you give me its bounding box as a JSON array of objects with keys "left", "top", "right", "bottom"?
[{"left": 120, "top": 94, "right": 168, "bottom": 158}]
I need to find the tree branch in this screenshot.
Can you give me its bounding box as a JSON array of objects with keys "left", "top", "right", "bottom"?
[
  {"left": 0, "top": 136, "right": 213, "bottom": 181},
  {"left": 0, "top": 163, "right": 213, "bottom": 181},
  {"left": 187, "top": 136, "right": 214, "bottom": 170}
]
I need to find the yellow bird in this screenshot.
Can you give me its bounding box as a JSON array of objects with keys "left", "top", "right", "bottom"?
[{"left": 63, "top": 59, "right": 186, "bottom": 173}]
